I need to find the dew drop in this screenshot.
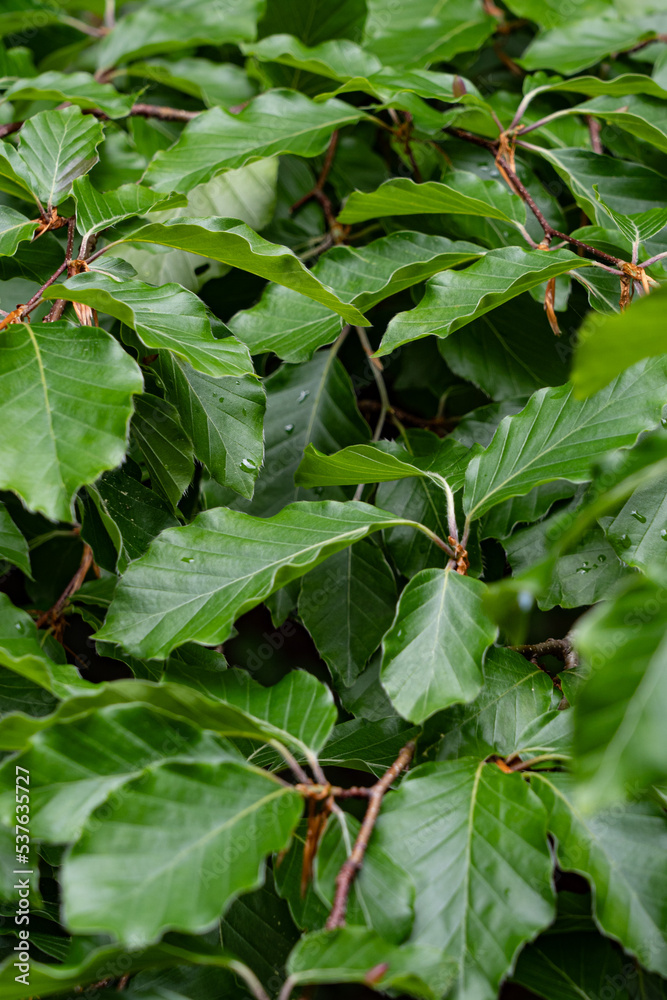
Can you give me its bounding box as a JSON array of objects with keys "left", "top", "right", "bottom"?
[
  {"left": 619, "top": 533, "right": 632, "bottom": 549},
  {"left": 597, "top": 553, "right": 607, "bottom": 562},
  {"left": 241, "top": 457, "right": 257, "bottom": 470},
  {"left": 181, "top": 557, "right": 195, "bottom": 564},
  {"left": 661, "top": 529, "right": 667, "bottom": 541},
  {"left": 661, "top": 416, "right": 667, "bottom": 428},
  {"left": 631, "top": 510, "right": 647, "bottom": 523},
  {"left": 284, "top": 423, "right": 295, "bottom": 435},
  {"left": 296, "top": 390, "right": 310, "bottom": 404},
  {"left": 14, "top": 622, "right": 24, "bottom": 632},
  {"left": 218, "top": 396, "right": 225, "bottom": 403}
]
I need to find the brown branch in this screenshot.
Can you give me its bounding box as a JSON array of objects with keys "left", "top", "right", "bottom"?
[
  {"left": 623, "top": 33, "right": 667, "bottom": 55},
  {"left": 35, "top": 544, "right": 95, "bottom": 629},
  {"left": 291, "top": 131, "right": 348, "bottom": 242},
  {"left": 296, "top": 783, "right": 373, "bottom": 800},
  {"left": 585, "top": 115, "right": 603, "bottom": 154},
  {"left": 446, "top": 126, "right": 647, "bottom": 274},
  {"left": 17, "top": 261, "right": 69, "bottom": 321},
  {"left": 511, "top": 636, "right": 577, "bottom": 670},
  {"left": 326, "top": 741, "right": 415, "bottom": 929},
  {"left": 128, "top": 103, "right": 201, "bottom": 123},
  {"left": 358, "top": 398, "right": 459, "bottom": 434}
]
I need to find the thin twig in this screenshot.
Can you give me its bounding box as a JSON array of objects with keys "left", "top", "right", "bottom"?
[
  {"left": 510, "top": 753, "right": 567, "bottom": 772},
  {"left": 326, "top": 741, "right": 415, "bottom": 929},
  {"left": 447, "top": 126, "right": 644, "bottom": 274},
  {"left": 357, "top": 398, "right": 459, "bottom": 433},
  {"left": 35, "top": 544, "right": 95, "bottom": 629},
  {"left": 271, "top": 742, "right": 312, "bottom": 785},
  {"left": 17, "top": 261, "right": 69, "bottom": 320},
  {"left": 586, "top": 115, "right": 603, "bottom": 153},
  {"left": 355, "top": 326, "right": 389, "bottom": 444},
  {"left": 639, "top": 250, "right": 667, "bottom": 268}
]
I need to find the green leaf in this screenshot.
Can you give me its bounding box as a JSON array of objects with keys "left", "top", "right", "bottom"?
[
  {"left": 532, "top": 771, "right": 667, "bottom": 975},
  {"left": 94, "top": 500, "right": 431, "bottom": 659},
  {"left": 463, "top": 358, "right": 667, "bottom": 521},
  {"left": 602, "top": 478, "right": 667, "bottom": 573},
  {"left": 315, "top": 811, "right": 415, "bottom": 944},
  {"left": 114, "top": 217, "right": 368, "bottom": 324},
  {"left": 296, "top": 438, "right": 470, "bottom": 490},
  {"left": 124, "top": 57, "right": 256, "bottom": 109},
  {"left": 229, "top": 232, "right": 482, "bottom": 362},
  {"left": 362, "top": 0, "right": 494, "bottom": 67},
  {"left": 142, "top": 90, "right": 363, "bottom": 194},
  {"left": 522, "top": 71, "right": 667, "bottom": 103},
  {"left": 72, "top": 175, "right": 188, "bottom": 239},
  {"left": 244, "top": 34, "right": 382, "bottom": 82},
  {"left": 573, "top": 289, "right": 667, "bottom": 397},
  {"left": 505, "top": 517, "right": 628, "bottom": 611},
  {"left": 96, "top": 0, "right": 265, "bottom": 67},
  {"left": 115, "top": 159, "right": 278, "bottom": 292},
  {"left": 374, "top": 759, "right": 555, "bottom": 999},
  {"left": 0, "top": 666, "right": 337, "bottom": 760},
  {"left": 423, "top": 646, "right": 558, "bottom": 761},
  {"left": 519, "top": 18, "right": 653, "bottom": 75},
  {"left": 286, "top": 926, "right": 455, "bottom": 1000},
  {"left": 224, "top": 351, "right": 369, "bottom": 517},
  {"left": 0, "top": 206, "right": 38, "bottom": 256},
  {"left": 258, "top": 0, "right": 368, "bottom": 45},
  {"left": 0, "top": 322, "right": 143, "bottom": 522},
  {"left": 572, "top": 576, "right": 667, "bottom": 810},
  {"left": 1, "top": 71, "right": 133, "bottom": 118},
  {"left": 533, "top": 148, "right": 667, "bottom": 223},
  {"left": 439, "top": 297, "right": 570, "bottom": 402},
  {"left": 580, "top": 94, "right": 667, "bottom": 154},
  {"left": 381, "top": 568, "right": 498, "bottom": 724},
  {"left": 318, "top": 717, "right": 420, "bottom": 776},
  {"left": 593, "top": 190, "right": 667, "bottom": 246},
  {"left": 60, "top": 760, "right": 302, "bottom": 946},
  {"left": 153, "top": 355, "right": 265, "bottom": 500},
  {"left": 11, "top": 106, "right": 105, "bottom": 209},
  {"left": 513, "top": 913, "right": 636, "bottom": 1000},
  {"left": 0, "top": 501, "right": 30, "bottom": 576},
  {"left": 338, "top": 174, "right": 524, "bottom": 226},
  {"left": 45, "top": 273, "right": 251, "bottom": 379},
  {"left": 131, "top": 393, "right": 194, "bottom": 508},
  {"left": 0, "top": 593, "right": 90, "bottom": 698},
  {"left": 220, "top": 870, "right": 299, "bottom": 992},
  {"left": 298, "top": 539, "right": 397, "bottom": 686},
  {"left": 481, "top": 481, "right": 576, "bottom": 540},
  {"left": 377, "top": 248, "right": 591, "bottom": 355},
  {"left": 0, "top": 703, "right": 241, "bottom": 842},
  {"left": 86, "top": 469, "right": 179, "bottom": 573},
  {"left": 0, "top": 934, "right": 256, "bottom": 1000}
]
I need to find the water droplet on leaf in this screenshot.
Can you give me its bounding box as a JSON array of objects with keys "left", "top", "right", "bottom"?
[
  {"left": 631, "top": 510, "right": 647, "bottom": 523},
  {"left": 181, "top": 557, "right": 195, "bottom": 564},
  {"left": 241, "top": 458, "right": 256, "bottom": 470},
  {"left": 296, "top": 390, "right": 310, "bottom": 404},
  {"left": 284, "top": 423, "right": 294, "bottom": 435}
]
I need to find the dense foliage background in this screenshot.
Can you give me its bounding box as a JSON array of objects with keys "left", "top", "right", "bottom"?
[{"left": 0, "top": 1, "right": 666, "bottom": 998}]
